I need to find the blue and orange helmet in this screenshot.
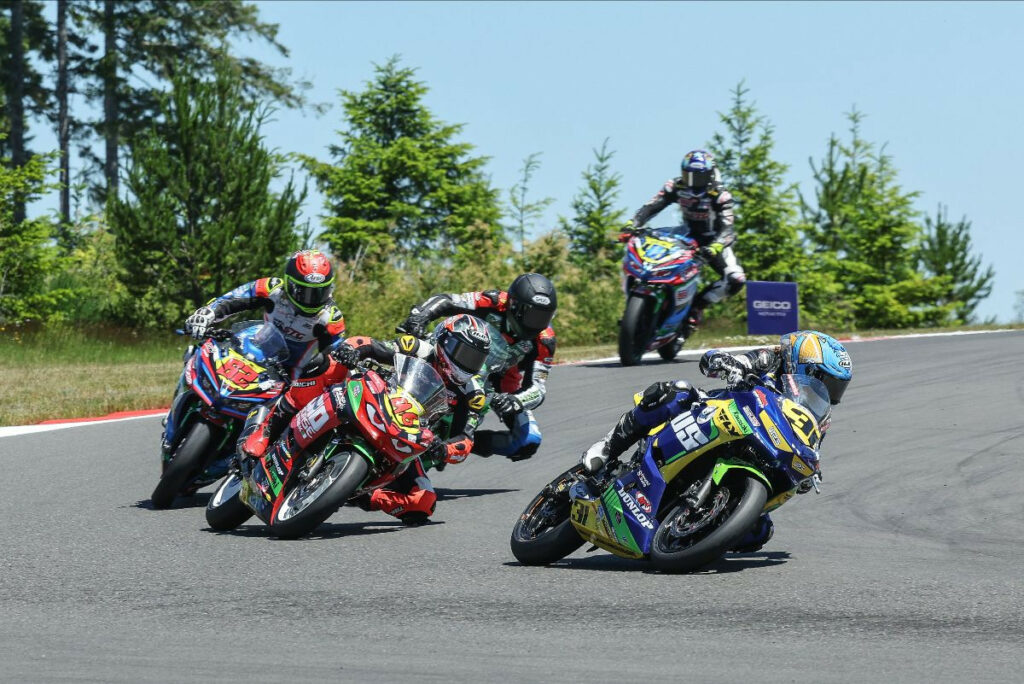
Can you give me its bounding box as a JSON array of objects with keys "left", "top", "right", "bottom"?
[
  {"left": 780, "top": 331, "right": 852, "bottom": 405},
  {"left": 679, "top": 150, "right": 718, "bottom": 193}
]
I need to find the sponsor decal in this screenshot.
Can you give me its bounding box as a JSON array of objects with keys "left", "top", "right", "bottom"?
[
  {"left": 391, "top": 438, "right": 413, "bottom": 454},
  {"left": 304, "top": 272, "right": 327, "bottom": 284},
  {"left": 617, "top": 487, "right": 655, "bottom": 530},
  {"left": 295, "top": 395, "right": 331, "bottom": 441},
  {"left": 635, "top": 491, "right": 653, "bottom": 514},
  {"left": 754, "top": 389, "right": 768, "bottom": 408},
  {"left": 742, "top": 405, "right": 760, "bottom": 427},
  {"left": 791, "top": 454, "right": 814, "bottom": 477},
  {"left": 292, "top": 379, "right": 316, "bottom": 388},
  {"left": 399, "top": 335, "right": 417, "bottom": 353},
  {"left": 531, "top": 294, "right": 551, "bottom": 306},
  {"left": 753, "top": 300, "right": 792, "bottom": 310},
  {"left": 637, "top": 469, "right": 651, "bottom": 488},
  {"left": 669, "top": 411, "right": 711, "bottom": 453},
  {"left": 697, "top": 405, "right": 716, "bottom": 424},
  {"left": 468, "top": 393, "right": 486, "bottom": 411}
]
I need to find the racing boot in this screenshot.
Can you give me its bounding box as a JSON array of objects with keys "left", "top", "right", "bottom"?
[
  {"left": 730, "top": 513, "right": 774, "bottom": 553},
  {"left": 367, "top": 460, "right": 437, "bottom": 525},
  {"left": 679, "top": 307, "right": 704, "bottom": 340}
]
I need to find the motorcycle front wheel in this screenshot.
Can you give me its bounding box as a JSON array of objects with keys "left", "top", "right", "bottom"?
[
  {"left": 510, "top": 465, "right": 586, "bottom": 565},
  {"left": 151, "top": 420, "right": 213, "bottom": 509},
  {"left": 618, "top": 295, "right": 654, "bottom": 366},
  {"left": 205, "top": 473, "right": 253, "bottom": 530},
  {"left": 269, "top": 450, "right": 369, "bottom": 539},
  {"left": 650, "top": 475, "right": 767, "bottom": 573}
]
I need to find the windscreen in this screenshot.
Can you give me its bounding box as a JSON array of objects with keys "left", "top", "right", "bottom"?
[
  {"left": 391, "top": 353, "right": 448, "bottom": 424},
  {"left": 482, "top": 321, "right": 512, "bottom": 375},
  {"left": 237, "top": 323, "right": 290, "bottom": 364},
  {"left": 777, "top": 374, "right": 832, "bottom": 427}
]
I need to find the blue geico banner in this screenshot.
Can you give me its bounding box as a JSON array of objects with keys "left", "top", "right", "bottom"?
[{"left": 746, "top": 281, "right": 799, "bottom": 335}]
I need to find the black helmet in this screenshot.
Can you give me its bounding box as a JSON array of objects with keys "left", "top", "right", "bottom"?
[
  {"left": 679, "top": 149, "right": 719, "bottom": 195},
  {"left": 433, "top": 314, "right": 492, "bottom": 386},
  {"left": 506, "top": 273, "right": 557, "bottom": 339}
]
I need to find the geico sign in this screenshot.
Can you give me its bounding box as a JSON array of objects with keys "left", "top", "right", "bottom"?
[{"left": 753, "top": 300, "right": 792, "bottom": 310}]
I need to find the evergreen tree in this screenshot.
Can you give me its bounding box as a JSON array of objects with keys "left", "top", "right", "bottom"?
[
  {"left": 801, "top": 110, "right": 947, "bottom": 328},
  {"left": 303, "top": 57, "right": 503, "bottom": 266},
  {"left": 0, "top": 143, "right": 56, "bottom": 322},
  {"left": 709, "top": 83, "right": 803, "bottom": 284},
  {"left": 108, "top": 66, "right": 303, "bottom": 325},
  {"left": 507, "top": 152, "right": 553, "bottom": 259},
  {"left": 559, "top": 138, "right": 625, "bottom": 273},
  {"left": 919, "top": 205, "right": 994, "bottom": 324},
  {"left": 70, "top": 0, "right": 308, "bottom": 201}
]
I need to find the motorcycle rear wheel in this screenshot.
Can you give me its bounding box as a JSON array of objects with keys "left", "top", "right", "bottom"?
[
  {"left": 205, "top": 473, "right": 253, "bottom": 530},
  {"left": 650, "top": 475, "right": 767, "bottom": 573},
  {"left": 269, "top": 450, "right": 369, "bottom": 539},
  {"left": 151, "top": 421, "right": 213, "bottom": 509},
  {"left": 618, "top": 296, "right": 653, "bottom": 366},
  {"left": 510, "top": 465, "right": 586, "bottom": 565}
]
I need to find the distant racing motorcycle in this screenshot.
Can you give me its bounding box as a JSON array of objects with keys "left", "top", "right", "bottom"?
[
  {"left": 510, "top": 373, "right": 830, "bottom": 572},
  {"left": 618, "top": 228, "right": 702, "bottom": 366}
]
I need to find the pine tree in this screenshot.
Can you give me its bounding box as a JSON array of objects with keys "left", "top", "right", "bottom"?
[
  {"left": 507, "top": 152, "right": 553, "bottom": 260},
  {"left": 303, "top": 57, "right": 503, "bottom": 266},
  {"left": 709, "top": 83, "right": 803, "bottom": 284},
  {"left": 919, "top": 205, "right": 994, "bottom": 324},
  {"left": 558, "top": 138, "right": 625, "bottom": 274},
  {"left": 108, "top": 65, "right": 303, "bottom": 325},
  {"left": 801, "top": 110, "right": 947, "bottom": 329}
]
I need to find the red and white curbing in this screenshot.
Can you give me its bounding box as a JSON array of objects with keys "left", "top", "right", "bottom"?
[{"left": 1, "top": 328, "right": 1016, "bottom": 439}]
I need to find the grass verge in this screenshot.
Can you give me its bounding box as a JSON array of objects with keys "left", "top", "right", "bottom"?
[{"left": 2, "top": 322, "right": 1020, "bottom": 426}]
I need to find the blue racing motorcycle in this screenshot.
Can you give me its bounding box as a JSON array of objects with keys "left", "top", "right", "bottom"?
[{"left": 618, "top": 228, "right": 702, "bottom": 366}]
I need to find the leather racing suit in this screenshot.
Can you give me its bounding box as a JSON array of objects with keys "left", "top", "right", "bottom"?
[
  {"left": 632, "top": 178, "right": 746, "bottom": 318},
  {"left": 404, "top": 290, "right": 556, "bottom": 459}
]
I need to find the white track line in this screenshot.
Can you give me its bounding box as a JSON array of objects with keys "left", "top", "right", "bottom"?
[{"left": 0, "top": 412, "right": 163, "bottom": 439}]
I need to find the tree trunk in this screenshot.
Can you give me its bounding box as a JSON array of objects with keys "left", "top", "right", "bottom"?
[
  {"left": 103, "top": 0, "right": 118, "bottom": 198},
  {"left": 57, "top": 0, "right": 71, "bottom": 228},
  {"left": 8, "top": 0, "right": 27, "bottom": 224}
]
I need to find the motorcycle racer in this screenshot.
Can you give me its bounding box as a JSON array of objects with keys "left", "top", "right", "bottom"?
[
  {"left": 627, "top": 150, "right": 746, "bottom": 343},
  {"left": 399, "top": 273, "right": 557, "bottom": 461},
  {"left": 238, "top": 314, "right": 491, "bottom": 525},
  {"left": 580, "top": 330, "right": 852, "bottom": 552},
  {"left": 183, "top": 249, "right": 346, "bottom": 374}
]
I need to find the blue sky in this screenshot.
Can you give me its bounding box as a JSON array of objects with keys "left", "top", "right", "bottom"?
[{"left": 43, "top": 1, "right": 1024, "bottom": 322}]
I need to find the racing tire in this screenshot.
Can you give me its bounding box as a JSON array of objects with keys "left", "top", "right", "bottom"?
[
  {"left": 510, "top": 466, "right": 586, "bottom": 565},
  {"left": 205, "top": 473, "right": 253, "bottom": 530},
  {"left": 269, "top": 450, "right": 369, "bottom": 539},
  {"left": 657, "top": 336, "right": 683, "bottom": 361},
  {"left": 618, "top": 295, "right": 654, "bottom": 367},
  {"left": 151, "top": 421, "right": 213, "bottom": 509},
  {"left": 650, "top": 475, "right": 767, "bottom": 573}
]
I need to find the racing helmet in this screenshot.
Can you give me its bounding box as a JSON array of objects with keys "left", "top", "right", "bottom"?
[
  {"left": 284, "top": 250, "right": 335, "bottom": 315},
  {"left": 433, "top": 314, "right": 491, "bottom": 386},
  {"left": 679, "top": 149, "right": 720, "bottom": 194},
  {"left": 506, "top": 273, "right": 557, "bottom": 340},
  {"left": 780, "top": 331, "right": 852, "bottom": 405}
]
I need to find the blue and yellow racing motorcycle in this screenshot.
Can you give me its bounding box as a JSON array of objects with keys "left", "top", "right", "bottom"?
[
  {"left": 618, "top": 228, "right": 702, "bottom": 366},
  {"left": 510, "top": 374, "right": 830, "bottom": 573}
]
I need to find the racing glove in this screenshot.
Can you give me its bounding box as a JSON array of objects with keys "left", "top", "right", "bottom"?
[
  {"left": 421, "top": 439, "right": 448, "bottom": 472},
  {"left": 490, "top": 393, "right": 524, "bottom": 425},
  {"left": 582, "top": 439, "right": 610, "bottom": 473},
  {"left": 698, "top": 242, "right": 724, "bottom": 261},
  {"left": 330, "top": 343, "right": 361, "bottom": 369},
  {"left": 185, "top": 306, "right": 216, "bottom": 340},
  {"left": 398, "top": 313, "right": 429, "bottom": 339}
]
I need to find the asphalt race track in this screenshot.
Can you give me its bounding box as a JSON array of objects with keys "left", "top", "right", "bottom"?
[{"left": 2, "top": 332, "right": 1023, "bottom": 683}]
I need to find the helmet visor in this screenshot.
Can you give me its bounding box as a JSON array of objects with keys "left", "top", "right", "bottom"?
[
  {"left": 516, "top": 305, "right": 554, "bottom": 336},
  {"left": 815, "top": 371, "right": 849, "bottom": 405},
  {"left": 681, "top": 169, "right": 712, "bottom": 189},
  {"left": 441, "top": 334, "right": 488, "bottom": 375},
  {"left": 286, "top": 275, "right": 332, "bottom": 312}
]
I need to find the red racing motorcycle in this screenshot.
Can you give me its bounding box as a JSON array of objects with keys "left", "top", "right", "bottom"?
[{"left": 205, "top": 354, "right": 448, "bottom": 538}]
